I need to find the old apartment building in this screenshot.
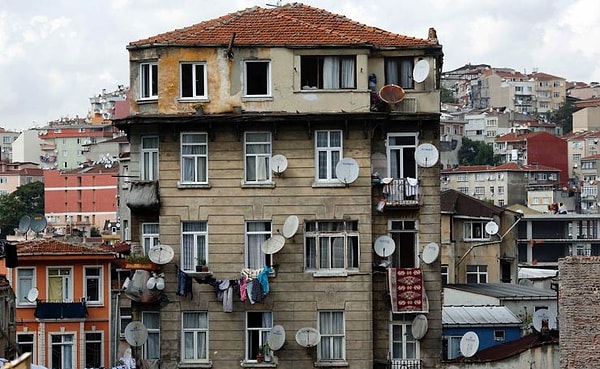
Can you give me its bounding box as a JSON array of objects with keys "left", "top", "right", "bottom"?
[{"left": 115, "top": 4, "right": 443, "bottom": 369}]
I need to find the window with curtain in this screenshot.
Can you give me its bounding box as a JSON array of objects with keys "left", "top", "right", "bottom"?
[
  {"left": 244, "top": 60, "right": 271, "bottom": 96},
  {"left": 84, "top": 267, "right": 102, "bottom": 304},
  {"left": 246, "top": 221, "right": 272, "bottom": 269},
  {"left": 391, "top": 321, "right": 419, "bottom": 361},
  {"left": 300, "top": 56, "right": 356, "bottom": 89},
  {"left": 142, "top": 223, "right": 160, "bottom": 255},
  {"left": 180, "top": 62, "right": 207, "bottom": 99},
  {"left": 246, "top": 311, "right": 272, "bottom": 362},
  {"left": 245, "top": 132, "right": 271, "bottom": 183},
  {"left": 48, "top": 268, "right": 71, "bottom": 302},
  {"left": 315, "top": 130, "right": 342, "bottom": 181},
  {"left": 51, "top": 334, "right": 74, "bottom": 369},
  {"left": 85, "top": 332, "right": 103, "bottom": 369},
  {"left": 142, "top": 312, "right": 160, "bottom": 359},
  {"left": 389, "top": 220, "right": 417, "bottom": 268},
  {"left": 182, "top": 312, "right": 208, "bottom": 362},
  {"left": 140, "top": 62, "right": 158, "bottom": 99},
  {"left": 180, "top": 132, "right": 208, "bottom": 183},
  {"left": 16, "top": 268, "right": 35, "bottom": 305},
  {"left": 385, "top": 57, "right": 414, "bottom": 89},
  {"left": 181, "top": 222, "right": 208, "bottom": 272},
  {"left": 387, "top": 133, "right": 417, "bottom": 179},
  {"left": 305, "top": 220, "right": 359, "bottom": 270},
  {"left": 141, "top": 136, "right": 159, "bottom": 181},
  {"left": 318, "top": 311, "right": 345, "bottom": 361}
]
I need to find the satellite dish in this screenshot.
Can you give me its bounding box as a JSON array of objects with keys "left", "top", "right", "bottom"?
[
  {"left": 261, "top": 235, "right": 286, "bottom": 254},
  {"left": 282, "top": 215, "right": 299, "bottom": 239},
  {"left": 532, "top": 308, "right": 557, "bottom": 332},
  {"left": 485, "top": 221, "right": 499, "bottom": 235},
  {"left": 295, "top": 327, "right": 321, "bottom": 348},
  {"left": 18, "top": 215, "right": 31, "bottom": 234},
  {"left": 335, "top": 157, "right": 359, "bottom": 184},
  {"left": 414, "top": 143, "right": 439, "bottom": 168},
  {"left": 373, "top": 235, "right": 395, "bottom": 257},
  {"left": 267, "top": 325, "right": 286, "bottom": 351},
  {"left": 411, "top": 314, "right": 428, "bottom": 340},
  {"left": 459, "top": 331, "right": 479, "bottom": 358},
  {"left": 421, "top": 242, "right": 440, "bottom": 264},
  {"left": 30, "top": 214, "right": 47, "bottom": 233},
  {"left": 124, "top": 321, "right": 148, "bottom": 347},
  {"left": 25, "top": 287, "right": 39, "bottom": 303},
  {"left": 413, "top": 59, "right": 430, "bottom": 83},
  {"left": 378, "top": 84, "right": 406, "bottom": 103},
  {"left": 148, "top": 244, "right": 175, "bottom": 264},
  {"left": 271, "top": 154, "right": 288, "bottom": 174}
]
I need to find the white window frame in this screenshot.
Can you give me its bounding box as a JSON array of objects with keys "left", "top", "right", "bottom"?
[
  {"left": 180, "top": 62, "right": 207, "bottom": 99},
  {"left": 466, "top": 265, "right": 488, "bottom": 283},
  {"left": 244, "top": 60, "right": 271, "bottom": 97},
  {"left": 142, "top": 222, "right": 160, "bottom": 255},
  {"left": 387, "top": 133, "right": 417, "bottom": 179},
  {"left": 441, "top": 264, "right": 449, "bottom": 285},
  {"left": 390, "top": 319, "right": 420, "bottom": 362},
  {"left": 142, "top": 312, "right": 160, "bottom": 360},
  {"left": 140, "top": 62, "right": 158, "bottom": 99},
  {"left": 119, "top": 307, "right": 132, "bottom": 338},
  {"left": 50, "top": 333, "right": 75, "bottom": 369},
  {"left": 181, "top": 311, "right": 209, "bottom": 362},
  {"left": 315, "top": 130, "right": 342, "bottom": 182},
  {"left": 245, "top": 311, "right": 272, "bottom": 362},
  {"left": 16, "top": 267, "right": 35, "bottom": 306},
  {"left": 384, "top": 57, "right": 414, "bottom": 89},
  {"left": 180, "top": 132, "right": 208, "bottom": 184},
  {"left": 245, "top": 221, "right": 272, "bottom": 270},
  {"left": 141, "top": 136, "right": 159, "bottom": 181},
  {"left": 85, "top": 331, "right": 103, "bottom": 369},
  {"left": 305, "top": 220, "right": 359, "bottom": 272},
  {"left": 47, "top": 267, "right": 73, "bottom": 302},
  {"left": 244, "top": 132, "right": 272, "bottom": 183},
  {"left": 84, "top": 266, "right": 103, "bottom": 305},
  {"left": 17, "top": 332, "right": 35, "bottom": 357},
  {"left": 444, "top": 335, "right": 462, "bottom": 360},
  {"left": 318, "top": 310, "right": 345, "bottom": 362},
  {"left": 300, "top": 55, "right": 356, "bottom": 90},
  {"left": 181, "top": 222, "right": 208, "bottom": 272}
]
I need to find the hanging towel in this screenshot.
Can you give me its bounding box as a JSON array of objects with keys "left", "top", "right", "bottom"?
[{"left": 405, "top": 177, "right": 419, "bottom": 197}]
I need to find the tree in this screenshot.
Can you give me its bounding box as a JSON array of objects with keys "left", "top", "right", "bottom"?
[
  {"left": 0, "top": 181, "right": 44, "bottom": 237},
  {"left": 458, "top": 137, "right": 501, "bottom": 166},
  {"left": 551, "top": 100, "right": 575, "bottom": 134},
  {"left": 441, "top": 86, "right": 456, "bottom": 104}
]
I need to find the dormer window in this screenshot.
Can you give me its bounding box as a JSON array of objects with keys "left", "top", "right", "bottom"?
[{"left": 300, "top": 56, "right": 356, "bottom": 90}]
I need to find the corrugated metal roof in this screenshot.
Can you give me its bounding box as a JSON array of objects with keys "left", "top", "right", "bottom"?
[
  {"left": 518, "top": 267, "right": 557, "bottom": 280},
  {"left": 443, "top": 306, "right": 521, "bottom": 326},
  {"left": 445, "top": 283, "right": 557, "bottom": 299}
]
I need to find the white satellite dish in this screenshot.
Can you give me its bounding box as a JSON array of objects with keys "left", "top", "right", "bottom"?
[
  {"left": 25, "top": 287, "right": 39, "bottom": 303},
  {"left": 295, "top": 327, "right": 321, "bottom": 348},
  {"left": 532, "top": 308, "right": 557, "bottom": 332},
  {"left": 267, "top": 325, "right": 286, "bottom": 351},
  {"left": 18, "top": 215, "right": 31, "bottom": 234},
  {"left": 414, "top": 143, "right": 439, "bottom": 168},
  {"left": 282, "top": 215, "right": 299, "bottom": 239},
  {"left": 413, "top": 59, "right": 430, "bottom": 83},
  {"left": 459, "top": 331, "right": 479, "bottom": 358},
  {"left": 485, "top": 221, "right": 499, "bottom": 236},
  {"left": 411, "top": 314, "right": 429, "bottom": 340},
  {"left": 148, "top": 244, "right": 175, "bottom": 264},
  {"left": 335, "top": 157, "right": 359, "bottom": 184},
  {"left": 124, "top": 321, "right": 149, "bottom": 347},
  {"left": 421, "top": 242, "right": 440, "bottom": 264},
  {"left": 261, "top": 235, "right": 286, "bottom": 254},
  {"left": 373, "top": 235, "right": 396, "bottom": 257},
  {"left": 271, "top": 154, "right": 288, "bottom": 174}
]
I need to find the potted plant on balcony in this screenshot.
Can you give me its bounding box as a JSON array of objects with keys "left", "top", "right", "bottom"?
[
  {"left": 124, "top": 254, "right": 155, "bottom": 270},
  {"left": 257, "top": 343, "right": 270, "bottom": 362},
  {"left": 195, "top": 259, "right": 208, "bottom": 272}
]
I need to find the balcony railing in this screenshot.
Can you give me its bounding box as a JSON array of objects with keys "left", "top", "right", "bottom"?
[
  {"left": 388, "top": 359, "right": 422, "bottom": 369},
  {"left": 34, "top": 301, "right": 87, "bottom": 319},
  {"left": 377, "top": 178, "right": 420, "bottom": 209}
]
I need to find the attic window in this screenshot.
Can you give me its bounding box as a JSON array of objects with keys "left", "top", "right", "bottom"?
[{"left": 300, "top": 56, "right": 356, "bottom": 90}]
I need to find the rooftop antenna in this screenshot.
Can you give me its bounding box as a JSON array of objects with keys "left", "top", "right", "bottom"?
[{"left": 266, "top": 0, "right": 282, "bottom": 6}]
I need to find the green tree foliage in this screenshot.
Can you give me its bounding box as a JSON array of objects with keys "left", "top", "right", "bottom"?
[
  {"left": 458, "top": 137, "right": 501, "bottom": 166},
  {"left": 441, "top": 86, "right": 456, "bottom": 103},
  {"left": 0, "top": 181, "right": 44, "bottom": 236},
  {"left": 551, "top": 100, "right": 575, "bottom": 134}
]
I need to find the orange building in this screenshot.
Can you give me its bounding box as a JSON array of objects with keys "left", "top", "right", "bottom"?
[{"left": 1, "top": 239, "right": 115, "bottom": 368}]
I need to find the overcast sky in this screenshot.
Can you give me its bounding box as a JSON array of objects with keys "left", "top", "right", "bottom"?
[{"left": 1, "top": 0, "right": 599, "bottom": 131}]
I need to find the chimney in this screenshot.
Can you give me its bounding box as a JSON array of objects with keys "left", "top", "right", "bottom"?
[{"left": 428, "top": 27, "right": 438, "bottom": 44}]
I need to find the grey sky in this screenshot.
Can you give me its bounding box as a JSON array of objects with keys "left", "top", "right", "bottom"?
[{"left": 1, "top": 0, "right": 598, "bottom": 131}]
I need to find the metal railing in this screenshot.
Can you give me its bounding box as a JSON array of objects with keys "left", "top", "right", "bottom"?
[
  {"left": 381, "top": 178, "right": 420, "bottom": 206},
  {"left": 388, "top": 359, "right": 422, "bottom": 369}
]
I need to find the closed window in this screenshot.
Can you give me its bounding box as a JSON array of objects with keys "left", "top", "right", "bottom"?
[
  {"left": 318, "top": 311, "right": 345, "bottom": 361},
  {"left": 246, "top": 221, "right": 272, "bottom": 270},
  {"left": 51, "top": 334, "right": 74, "bottom": 369},
  {"left": 180, "top": 62, "right": 207, "bottom": 99},
  {"left": 464, "top": 220, "right": 491, "bottom": 240},
  {"left": 180, "top": 133, "right": 208, "bottom": 183},
  {"left": 141, "top": 136, "right": 159, "bottom": 181},
  {"left": 466, "top": 265, "right": 488, "bottom": 283},
  {"left": 182, "top": 312, "right": 208, "bottom": 362},
  {"left": 85, "top": 332, "right": 103, "bottom": 369},
  {"left": 244, "top": 60, "right": 271, "bottom": 96},
  {"left": 301, "top": 56, "right": 356, "bottom": 89},
  {"left": 48, "top": 268, "right": 72, "bottom": 302},
  {"left": 143, "top": 312, "right": 160, "bottom": 359},
  {"left": 246, "top": 311, "right": 272, "bottom": 362},
  {"left": 391, "top": 321, "right": 419, "bottom": 361},
  {"left": 305, "top": 220, "right": 359, "bottom": 270},
  {"left": 142, "top": 223, "right": 160, "bottom": 256},
  {"left": 17, "top": 333, "right": 34, "bottom": 356},
  {"left": 181, "top": 222, "right": 208, "bottom": 272},
  {"left": 119, "top": 308, "right": 132, "bottom": 337},
  {"left": 140, "top": 63, "right": 158, "bottom": 99},
  {"left": 315, "top": 130, "right": 342, "bottom": 181},
  {"left": 84, "top": 267, "right": 102, "bottom": 304},
  {"left": 385, "top": 57, "right": 414, "bottom": 89},
  {"left": 388, "top": 133, "right": 417, "bottom": 179},
  {"left": 244, "top": 132, "right": 271, "bottom": 183},
  {"left": 16, "top": 268, "right": 35, "bottom": 305}
]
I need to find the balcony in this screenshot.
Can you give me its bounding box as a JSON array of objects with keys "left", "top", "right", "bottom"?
[
  {"left": 126, "top": 180, "right": 160, "bottom": 211},
  {"left": 34, "top": 301, "right": 87, "bottom": 319},
  {"left": 375, "top": 178, "right": 421, "bottom": 210},
  {"left": 388, "top": 360, "right": 422, "bottom": 369}
]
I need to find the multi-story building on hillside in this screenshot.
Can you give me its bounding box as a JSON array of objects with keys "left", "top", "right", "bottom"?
[
  {"left": 89, "top": 85, "right": 130, "bottom": 123},
  {"left": 0, "top": 127, "right": 20, "bottom": 163},
  {"left": 114, "top": 4, "right": 443, "bottom": 369},
  {"left": 12, "top": 130, "right": 44, "bottom": 165},
  {"left": 0, "top": 162, "right": 44, "bottom": 196},
  {"left": 473, "top": 69, "right": 535, "bottom": 113},
  {"left": 529, "top": 71, "right": 566, "bottom": 117}
]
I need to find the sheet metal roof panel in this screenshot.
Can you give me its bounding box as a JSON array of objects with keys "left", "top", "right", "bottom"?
[
  {"left": 443, "top": 306, "right": 522, "bottom": 326},
  {"left": 445, "top": 283, "right": 557, "bottom": 300}
]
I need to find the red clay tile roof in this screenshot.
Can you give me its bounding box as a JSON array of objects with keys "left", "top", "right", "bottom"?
[
  {"left": 128, "top": 3, "right": 439, "bottom": 50},
  {"left": 16, "top": 239, "right": 116, "bottom": 256},
  {"left": 529, "top": 72, "right": 564, "bottom": 81}
]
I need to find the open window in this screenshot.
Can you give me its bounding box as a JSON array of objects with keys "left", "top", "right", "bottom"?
[{"left": 301, "top": 56, "right": 356, "bottom": 89}]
